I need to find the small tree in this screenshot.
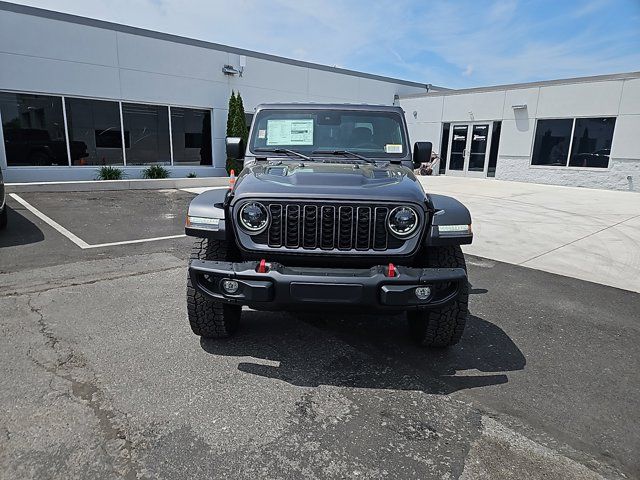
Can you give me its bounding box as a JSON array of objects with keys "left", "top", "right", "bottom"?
[{"left": 225, "top": 91, "right": 249, "bottom": 175}]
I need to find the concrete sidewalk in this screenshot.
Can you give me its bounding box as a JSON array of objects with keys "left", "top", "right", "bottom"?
[{"left": 420, "top": 176, "right": 640, "bottom": 293}]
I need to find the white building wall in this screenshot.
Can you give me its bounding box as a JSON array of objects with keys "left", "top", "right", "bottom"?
[
  {"left": 401, "top": 75, "right": 640, "bottom": 192},
  {"left": 0, "top": 6, "right": 427, "bottom": 181}
]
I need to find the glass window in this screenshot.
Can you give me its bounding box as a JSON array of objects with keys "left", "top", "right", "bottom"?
[
  {"left": 0, "top": 92, "right": 70, "bottom": 166},
  {"left": 531, "top": 119, "right": 573, "bottom": 166},
  {"left": 487, "top": 121, "right": 501, "bottom": 177},
  {"left": 122, "top": 103, "right": 170, "bottom": 165},
  {"left": 65, "top": 97, "right": 123, "bottom": 166},
  {"left": 248, "top": 109, "right": 407, "bottom": 158},
  {"left": 170, "top": 107, "right": 212, "bottom": 165},
  {"left": 439, "top": 123, "right": 450, "bottom": 175},
  {"left": 568, "top": 117, "right": 615, "bottom": 168}
]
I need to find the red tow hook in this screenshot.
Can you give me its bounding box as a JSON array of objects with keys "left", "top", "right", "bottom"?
[
  {"left": 256, "top": 259, "right": 268, "bottom": 273},
  {"left": 386, "top": 263, "right": 396, "bottom": 278}
]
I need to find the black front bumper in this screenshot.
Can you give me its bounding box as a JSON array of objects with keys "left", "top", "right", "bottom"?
[{"left": 189, "top": 260, "right": 467, "bottom": 311}]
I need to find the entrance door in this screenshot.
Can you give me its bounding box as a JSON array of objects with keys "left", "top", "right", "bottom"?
[{"left": 446, "top": 122, "right": 493, "bottom": 177}]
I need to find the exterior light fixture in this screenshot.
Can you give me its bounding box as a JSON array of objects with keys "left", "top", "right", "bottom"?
[
  {"left": 512, "top": 104, "right": 527, "bottom": 110},
  {"left": 222, "top": 65, "right": 240, "bottom": 75}
]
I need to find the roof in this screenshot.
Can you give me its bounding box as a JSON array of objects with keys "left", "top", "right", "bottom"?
[
  {"left": 0, "top": 1, "right": 437, "bottom": 91},
  {"left": 255, "top": 103, "right": 404, "bottom": 112},
  {"left": 401, "top": 71, "right": 640, "bottom": 99}
]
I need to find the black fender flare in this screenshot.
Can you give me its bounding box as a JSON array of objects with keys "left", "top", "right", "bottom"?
[
  {"left": 424, "top": 193, "right": 473, "bottom": 246},
  {"left": 185, "top": 188, "right": 229, "bottom": 240}
]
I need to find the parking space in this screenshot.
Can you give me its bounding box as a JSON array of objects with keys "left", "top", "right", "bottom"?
[{"left": 0, "top": 187, "right": 639, "bottom": 479}]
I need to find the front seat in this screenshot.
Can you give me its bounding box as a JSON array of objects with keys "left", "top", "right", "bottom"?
[{"left": 349, "top": 127, "right": 373, "bottom": 146}]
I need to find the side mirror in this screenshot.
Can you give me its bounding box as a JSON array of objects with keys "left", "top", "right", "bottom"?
[
  {"left": 226, "top": 137, "right": 245, "bottom": 160},
  {"left": 413, "top": 141, "right": 432, "bottom": 169}
]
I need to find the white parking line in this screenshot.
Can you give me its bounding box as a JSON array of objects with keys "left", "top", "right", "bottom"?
[
  {"left": 9, "top": 193, "right": 186, "bottom": 249},
  {"left": 10, "top": 193, "right": 91, "bottom": 249}
]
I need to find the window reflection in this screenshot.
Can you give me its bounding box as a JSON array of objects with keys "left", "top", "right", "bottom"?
[
  {"left": 122, "top": 103, "right": 170, "bottom": 165},
  {"left": 531, "top": 119, "right": 573, "bottom": 166},
  {"left": 0, "top": 93, "right": 74, "bottom": 166},
  {"left": 65, "top": 98, "right": 123, "bottom": 166},
  {"left": 170, "top": 107, "right": 212, "bottom": 165},
  {"left": 568, "top": 117, "right": 615, "bottom": 168}
]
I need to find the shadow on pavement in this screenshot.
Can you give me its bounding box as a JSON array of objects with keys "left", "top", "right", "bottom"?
[
  {"left": 0, "top": 206, "right": 45, "bottom": 248},
  {"left": 201, "top": 312, "right": 525, "bottom": 395}
]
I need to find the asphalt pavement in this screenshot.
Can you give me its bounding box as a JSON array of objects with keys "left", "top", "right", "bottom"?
[{"left": 0, "top": 189, "right": 638, "bottom": 479}]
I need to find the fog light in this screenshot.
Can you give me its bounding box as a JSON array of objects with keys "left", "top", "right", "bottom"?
[
  {"left": 415, "top": 286, "right": 432, "bottom": 300},
  {"left": 221, "top": 279, "right": 239, "bottom": 294}
]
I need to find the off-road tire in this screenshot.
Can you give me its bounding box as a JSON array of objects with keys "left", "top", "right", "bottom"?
[
  {"left": 407, "top": 245, "right": 469, "bottom": 347},
  {"left": 0, "top": 205, "right": 7, "bottom": 230},
  {"left": 186, "top": 238, "right": 241, "bottom": 338}
]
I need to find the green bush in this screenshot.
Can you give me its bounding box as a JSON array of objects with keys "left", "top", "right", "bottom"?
[
  {"left": 225, "top": 91, "right": 248, "bottom": 175},
  {"left": 186, "top": 172, "right": 197, "bottom": 178},
  {"left": 96, "top": 166, "right": 124, "bottom": 180},
  {"left": 142, "top": 165, "right": 170, "bottom": 179}
]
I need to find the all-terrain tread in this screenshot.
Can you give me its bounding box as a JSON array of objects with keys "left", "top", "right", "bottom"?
[
  {"left": 408, "top": 245, "right": 469, "bottom": 347},
  {"left": 186, "top": 238, "right": 241, "bottom": 338}
]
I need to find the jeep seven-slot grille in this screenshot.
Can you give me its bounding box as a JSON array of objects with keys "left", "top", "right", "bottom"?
[{"left": 251, "top": 201, "right": 406, "bottom": 251}]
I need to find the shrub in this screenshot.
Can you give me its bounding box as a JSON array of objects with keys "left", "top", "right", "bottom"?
[
  {"left": 187, "top": 172, "right": 197, "bottom": 178},
  {"left": 142, "top": 165, "right": 170, "bottom": 179},
  {"left": 225, "top": 91, "right": 248, "bottom": 175},
  {"left": 96, "top": 166, "right": 124, "bottom": 180}
]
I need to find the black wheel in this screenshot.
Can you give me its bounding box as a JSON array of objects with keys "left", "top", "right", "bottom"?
[
  {"left": 407, "top": 245, "right": 469, "bottom": 347},
  {"left": 186, "top": 238, "right": 241, "bottom": 338},
  {"left": 0, "top": 205, "right": 6, "bottom": 230}
]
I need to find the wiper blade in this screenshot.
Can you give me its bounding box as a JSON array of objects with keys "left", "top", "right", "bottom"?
[
  {"left": 311, "top": 149, "right": 376, "bottom": 164},
  {"left": 254, "top": 148, "right": 312, "bottom": 161}
]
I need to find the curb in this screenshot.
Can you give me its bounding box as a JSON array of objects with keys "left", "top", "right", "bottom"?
[{"left": 5, "top": 177, "right": 230, "bottom": 193}]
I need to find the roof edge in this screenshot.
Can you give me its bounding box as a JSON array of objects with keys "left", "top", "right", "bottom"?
[
  {"left": 0, "top": 1, "right": 431, "bottom": 90},
  {"left": 400, "top": 71, "right": 640, "bottom": 99}
]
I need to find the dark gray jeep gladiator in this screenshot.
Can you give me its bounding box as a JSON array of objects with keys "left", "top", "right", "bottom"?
[{"left": 185, "top": 104, "right": 473, "bottom": 347}]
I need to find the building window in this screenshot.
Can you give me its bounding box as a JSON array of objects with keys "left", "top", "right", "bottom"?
[
  {"left": 531, "top": 119, "right": 573, "bottom": 166},
  {"left": 439, "top": 123, "right": 450, "bottom": 175},
  {"left": 65, "top": 97, "right": 123, "bottom": 166},
  {"left": 487, "top": 121, "right": 501, "bottom": 177},
  {"left": 0, "top": 92, "right": 69, "bottom": 166},
  {"left": 170, "top": 107, "right": 212, "bottom": 165},
  {"left": 532, "top": 117, "right": 615, "bottom": 168},
  {"left": 122, "top": 103, "right": 170, "bottom": 165},
  {"left": 568, "top": 117, "right": 615, "bottom": 168}
]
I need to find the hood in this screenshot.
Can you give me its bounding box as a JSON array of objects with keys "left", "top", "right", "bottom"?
[{"left": 232, "top": 161, "right": 426, "bottom": 204}]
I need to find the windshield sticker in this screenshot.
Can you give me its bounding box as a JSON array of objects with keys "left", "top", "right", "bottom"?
[
  {"left": 266, "top": 119, "right": 314, "bottom": 145},
  {"left": 385, "top": 144, "right": 403, "bottom": 154},
  {"left": 258, "top": 129, "right": 266, "bottom": 139}
]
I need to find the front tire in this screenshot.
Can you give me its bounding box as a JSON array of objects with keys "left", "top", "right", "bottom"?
[
  {"left": 0, "top": 205, "right": 7, "bottom": 230},
  {"left": 408, "top": 245, "right": 469, "bottom": 347},
  {"left": 186, "top": 238, "right": 241, "bottom": 338}
]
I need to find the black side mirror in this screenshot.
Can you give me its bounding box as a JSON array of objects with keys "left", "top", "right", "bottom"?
[
  {"left": 413, "top": 141, "right": 432, "bottom": 169},
  {"left": 226, "top": 137, "right": 245, "bottom": 160}
]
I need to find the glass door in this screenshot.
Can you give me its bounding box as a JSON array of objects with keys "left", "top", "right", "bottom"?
[
  {"left": 447, "top": 125, "right": 468, "bottom": 175},
  {"left": 446, "top": 122, "right": 493, "bottom": 177}
]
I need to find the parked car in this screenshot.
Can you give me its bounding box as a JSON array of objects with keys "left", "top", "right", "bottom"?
[
  {"left": 3, "top": 128, "right": 87, "bottom": 166},
  {"left": 0, "top": 168, "right": 6, "bottom": 229},
  {"left": 185, "top": 104, "right": 473, "bottom": 347}
]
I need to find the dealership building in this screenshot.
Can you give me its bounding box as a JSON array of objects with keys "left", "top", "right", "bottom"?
[{"left": 0, "top": 2, "right": 639, "bottom": 192}]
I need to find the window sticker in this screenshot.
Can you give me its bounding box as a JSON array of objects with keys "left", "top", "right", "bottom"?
[
  {"left": 385, "top": 144, "right": 403, "bottom": 154},
  {"left": 258, "top": 129, "right": 266, "bottom": 139},
  {"left": 266, "top": 119, "right": 314, "bottom": 145}
]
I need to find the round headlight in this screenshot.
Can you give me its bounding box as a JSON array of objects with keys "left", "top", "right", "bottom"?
[
  {"left": 238, "top": 202, "right": 269, "bottom": 234},
  {"left": 387, "top": 206, "right": 419, "bottom": 238}
]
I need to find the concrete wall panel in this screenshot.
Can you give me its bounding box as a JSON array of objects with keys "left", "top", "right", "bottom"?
[
  {"left": 442, "top": 91, "right": 505, "bottom": 122},
  {"left": 537, "top": 81, "right": 623, "bottom": 118}
]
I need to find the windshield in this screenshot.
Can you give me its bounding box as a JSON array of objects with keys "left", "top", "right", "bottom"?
[{"left": 248, "top": 109, "right": 408, "bottom": 159}]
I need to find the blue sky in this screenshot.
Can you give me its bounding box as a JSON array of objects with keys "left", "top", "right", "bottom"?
[{"left": 13, "top": 0, "right": 640, "bottom": 88}]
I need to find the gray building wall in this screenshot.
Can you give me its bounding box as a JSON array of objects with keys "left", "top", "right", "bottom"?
[
  {"left": 401, "top": 73, "right": 640, "bottom": 192},
  {"left": 0, "top": 2, "right": 428, "bottom": 182}
]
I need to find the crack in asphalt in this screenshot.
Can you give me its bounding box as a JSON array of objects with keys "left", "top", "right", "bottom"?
[
  {"left": 24, "top": 293, "right": 141, "bottom": 480},
  {"left": 1, "top": 265, "right": 183, "bottom": 298}
]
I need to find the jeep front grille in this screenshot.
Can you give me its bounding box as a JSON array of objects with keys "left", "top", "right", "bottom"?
[{"left": 248, "top": 201, "right": 407, "bottom": 251}]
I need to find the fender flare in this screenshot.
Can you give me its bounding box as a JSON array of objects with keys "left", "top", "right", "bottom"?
[
  {"left": 185, "top": 188, "right": 228, "bottom": 240},
  {"left": 424, "top": 193, "right": 473, "bottom": 246}
]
